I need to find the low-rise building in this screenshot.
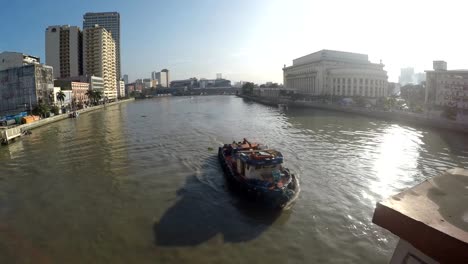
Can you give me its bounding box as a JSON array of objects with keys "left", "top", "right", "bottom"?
[
  {"left": 52, "top": 87, "right": 72, "bottom": 107},
  {"left": 253, "top": 87, "right": 280, "bottom": 98},
  {"left": 0, "top": 64, "right": 54, "bottom": 115},
  {"left": 151, "top": 79, "right": 158, "bottom": 88},
  {"left": 425, "top": 61, "right": 468, "bottom": 110},
  {"left": 125, "top": 83, "right": 135, "bottom": 94},
  {"left": 199, "top": 78, "right": 232, "bottom": 88},
  {"left": 283, "top": 49, "right": 388, "bottom": 98},
  {"left": 119, "top": 80, "right": 125, "bottom": 98},
  {"left": 54, "top": 80, "right": 90, "bottom": 106},
  {"left": 171, "top": 78, "right": 199, "bottom": 89},
  {"left": 143, "top": 78, "right": 152, "bottom": 89},
  {"left": 0, "top": 52, "right": 40, "bottom": 71}
]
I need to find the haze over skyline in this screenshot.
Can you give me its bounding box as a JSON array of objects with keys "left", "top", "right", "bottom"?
[{"left": 1, "top": 0, "right": 466, "bottom": 83}]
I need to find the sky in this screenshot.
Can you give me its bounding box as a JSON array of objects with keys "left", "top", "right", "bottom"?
[{"left": 1, "top": 0, "right": 467, "bottom": 84}]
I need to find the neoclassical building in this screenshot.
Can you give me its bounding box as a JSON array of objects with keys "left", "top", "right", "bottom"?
[{"left": 283, "top": 50, "right": 388, "bottom": 98}]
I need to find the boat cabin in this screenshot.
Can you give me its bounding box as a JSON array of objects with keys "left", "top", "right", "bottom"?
[{"left": 234, "top": 149, "right": 285, "bottom": 181}]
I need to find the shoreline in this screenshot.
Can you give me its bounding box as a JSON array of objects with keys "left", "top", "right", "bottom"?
[
  {"left": 238, "top": 94, "right": 468, "bottom": 134},
  {"left": 1, "top": 98, "right": 134, "bottom": 144}
]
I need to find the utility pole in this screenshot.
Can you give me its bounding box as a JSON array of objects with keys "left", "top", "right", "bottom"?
[{"left": 29, "top": 93, "right": 32, "bottom": 113}]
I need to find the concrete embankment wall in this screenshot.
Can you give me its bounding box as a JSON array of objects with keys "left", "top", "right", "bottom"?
[
  {"left": 18, "top": 98, "right": 135, "bottom": 132},
  {"left": 238, "top": 95, "right": 468, "bottom": 133}
]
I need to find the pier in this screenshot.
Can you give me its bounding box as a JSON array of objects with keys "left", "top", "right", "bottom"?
[{"left": 0, "top": 127, "right": 22, "bottom": 145}]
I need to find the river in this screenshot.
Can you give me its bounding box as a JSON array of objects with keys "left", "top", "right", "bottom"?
[{"left": 1, "top": 95, "right": 467, "bottom": 263}]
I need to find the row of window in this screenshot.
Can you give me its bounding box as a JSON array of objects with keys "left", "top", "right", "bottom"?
[
  {"left": 334, "top": 86, "right": 385, "bottom": 97},
  {"left": 333, "top": 77, "right": 385, "bottom": 85}
]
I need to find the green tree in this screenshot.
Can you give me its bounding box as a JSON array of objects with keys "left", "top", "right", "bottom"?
[
  {"left": 85, "top": 90, "right": 95, "bottom": 105},
  {"left": 33, "top": 101, "right": 51, "bottom": 118},
  {"left": 241, "top": 82, "right": 255, "bottom": 95},
  {"left": 85, "top": 90, "right": 103, "bottom": 105},
  {"left": 56, "top": 90, "right": 66, "bottom": 106},
  {"left": 51, "top": 105, "right": 60, "bottom": 115},
  {"left": 94, "top": 90, "right": 103, "bottom": 104}
]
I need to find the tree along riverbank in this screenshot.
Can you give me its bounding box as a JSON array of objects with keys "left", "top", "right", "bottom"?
[{"left": 238, "top": 94, "right": 468, "bottom": 134}]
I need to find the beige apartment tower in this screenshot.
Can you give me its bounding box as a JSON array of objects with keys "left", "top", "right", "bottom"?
[
  {"left": 45, "top": 25, "right": 83, "bottom": 79},
  {"left": 83, "top": 26, "right": 117, "bottom": 100}
]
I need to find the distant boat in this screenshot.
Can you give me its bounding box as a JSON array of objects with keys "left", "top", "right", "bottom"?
[
  {"left": 69, "top": 111, "right": 79, "bottom": 118},
  {"left": 218, "top": 138, "right": 300, "bottom": 209}
]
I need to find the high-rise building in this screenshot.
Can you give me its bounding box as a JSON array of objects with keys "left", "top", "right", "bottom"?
[
  {"left": 83, "top": 26, "right": 117, "bottom": 100},
  {"left": 83, "top": 12, "right": 121, "bottom": 80},
  {"left": 399, "top": 67, "right": 415, "bottom": 86},
  {"left": 153, "top": 70, "right": 170, "bottom": 87},
  {"left": 216, "top": 73, "right": 222, "bottom": 80},
  {"left": 45, "top": 25, "right": 83, "bottom": 79},
  {"left": 123, "top": 74, "right": 129, "bottom": 84},
  {"left": 161, "top": 69, "right": 170, "bottom": 87}
]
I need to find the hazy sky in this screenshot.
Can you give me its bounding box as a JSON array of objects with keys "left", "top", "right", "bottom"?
[{"left": 1, "top": 0, "right": 467, "bottom": 83}]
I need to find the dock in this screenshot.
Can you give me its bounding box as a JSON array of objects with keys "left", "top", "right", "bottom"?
[{"left": 0, "top": 127, "right": 22, "bottom": 145}]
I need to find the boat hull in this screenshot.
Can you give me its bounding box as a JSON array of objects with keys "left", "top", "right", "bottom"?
[{"left": 218, "top": 147, "right": 299, "bottom": 209}]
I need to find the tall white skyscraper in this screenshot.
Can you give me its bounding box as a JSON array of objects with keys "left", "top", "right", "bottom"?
[
  {"left": 83, "top": 12, "right": 121, "bottom": 80},
  {"left": 45, "top": 25, "right": 83, "bottom": 79},
  {"left": 83, "top": 26, "right": 117, "bottom": 100},
  {"left": 154, "top": 69, "right": 170, "bottom": 87}
]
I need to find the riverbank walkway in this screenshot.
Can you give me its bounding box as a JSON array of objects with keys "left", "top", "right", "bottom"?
[
  {"left": 0, "top": 98, "right": 134, "bottom": 145},
  {"left": 238, "top": 94, "right": 468, "bottom": 134}
]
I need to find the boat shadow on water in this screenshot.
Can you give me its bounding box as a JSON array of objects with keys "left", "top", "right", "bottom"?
[{"left": 153, "top": 157, "right": 289, "bottom": 247}]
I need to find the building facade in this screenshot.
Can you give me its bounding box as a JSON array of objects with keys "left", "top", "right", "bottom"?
[
  {"left": 0, "top": 52, "right": 40, "bottom": 71},
  {"left": 199, "top": 78, "right": 231, "bottom": 88},
  {"left": 54, "top": 80, "right": 90, "bottom": 106},
  {"left": 52, "top": 88, "right": 73, "bottom": 107},
  {"left": 171, "top": 78, "right": 198, "bottom": 89},
  {"left": 83, "top": 12, "right": 121, "bottom": 80},
  {"left": 425, "top": 61, "right": 468, "bottom": 109},
  {"left": 45, "top": 25, "right": 83, "bottom": 79},
  {"left": 123, "top": 74, "right": 129, "bottom": 84},
  {"left": 154, "top": 69, "right": 170, "bottom": 87},
  {"left": 283, "top": 50, "right": 388, "bottom": 98},
  {"left": 119, "top": 80, "right": 125, "bottom": 98},
  {"left": 143, "top": 78, "right": 152, "bottom": 89},
  {"left": 253, "top": 87, "right": 280, "bottom": 98},
  {"left": 83, "top": 26, "right": 117, "bottom": 100},
  {"left": 0, "top": 64, "right": 54, "bottom": 114}
]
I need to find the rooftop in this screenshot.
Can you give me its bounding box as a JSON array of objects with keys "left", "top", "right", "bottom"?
[{"left": 292, "top": 49, "right": 370, "bottom": 66}]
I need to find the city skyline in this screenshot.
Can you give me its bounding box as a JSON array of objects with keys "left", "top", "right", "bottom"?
[{"left": 1, "top": 0, "right": 467, "bottom": 83}]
